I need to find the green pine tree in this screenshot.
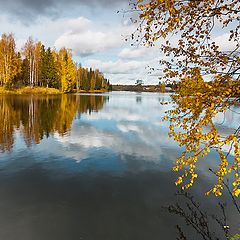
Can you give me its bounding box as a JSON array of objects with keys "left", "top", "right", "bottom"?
[{"left": 41, "top": 47, "right": 59, "bottom": 88}]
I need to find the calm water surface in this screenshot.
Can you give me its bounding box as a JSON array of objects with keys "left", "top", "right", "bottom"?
[{"left": 0, "top": 92, "right": 239, "bottom": 240}]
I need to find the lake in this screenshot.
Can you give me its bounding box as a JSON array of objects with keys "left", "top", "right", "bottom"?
[{"left": 0, "top": 92, "right": 239, "bottom": 240}]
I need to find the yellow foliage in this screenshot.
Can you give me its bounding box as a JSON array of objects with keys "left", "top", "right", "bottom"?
[
  {"left": 169, "top": 71, "right": 240, "bottom": 196},
  {"left": 57, "top": 48, "right": 76, "bottom": 93},
  {"left": 133, "top": 0, "right": 240, "bottom": 197}
]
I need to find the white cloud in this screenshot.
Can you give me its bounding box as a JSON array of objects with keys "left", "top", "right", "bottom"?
[
  {"left": 67, "top": 17, "right": 92, "bottom": 34},
  {"left": 91, "top": 57, "right": 163, "bottom": 84},
  {"left": 213, "top": 33, "right": 238, "bottom": 51},
  {"left": 85, "top": 59, "right": 146, "bottom": 74},
  {"left": 0, "top": 13, "right": 163, "bottom": 84},
  {"left": 55, "top": 31, "right": 121, "bottom": 56},
  {"left": 54, "top": 16, "right": 133, "bottom": 56},
  {"left": 118, "top": 47, "right": 150, "bottom": 59}
]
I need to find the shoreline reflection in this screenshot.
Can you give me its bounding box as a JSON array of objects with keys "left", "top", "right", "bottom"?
[{"left": 0, "top": 94, "right": 107, "bottom": 152}]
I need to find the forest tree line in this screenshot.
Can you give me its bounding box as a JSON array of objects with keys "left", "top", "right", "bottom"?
[{"left": 0, "top": 33, "right": 110, "bottom": 93}]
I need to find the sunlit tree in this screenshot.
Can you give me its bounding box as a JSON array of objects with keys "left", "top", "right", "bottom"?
[
  {"left": 0, "top": 33, "right": 21, "bottom": 88},
  {"left": 0, "top": 33, "right": 110, "bottom": 92},
  {"left": 57, "top": 48, "right": 77, "bottom": 93},
  {"left": 22, "top": 38, "right": 43, "bottom": 87}
]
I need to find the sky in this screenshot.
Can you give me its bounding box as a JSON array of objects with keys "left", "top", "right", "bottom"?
[
  {"left": 0, "top": 0, "right": 235, "bottom": 85},
  {"left": 0, "top": 0, "right": 164, "bottom": 85}
]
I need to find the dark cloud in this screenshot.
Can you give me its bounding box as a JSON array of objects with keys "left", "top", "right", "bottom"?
[{"left": 0, "top": 0, "right": 128, "bottom": 23}]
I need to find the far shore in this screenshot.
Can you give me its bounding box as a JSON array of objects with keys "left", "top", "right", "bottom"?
[
  {"left": 111, "top": 84, "right": 174, "bottom": 93},
  {"left": 0, "top": 85, "right": 174, "bottom": 95}
]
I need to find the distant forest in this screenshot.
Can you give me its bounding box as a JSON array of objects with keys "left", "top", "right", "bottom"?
[{"left": 0, "top": 33, "right": 111, "bottom": 93}]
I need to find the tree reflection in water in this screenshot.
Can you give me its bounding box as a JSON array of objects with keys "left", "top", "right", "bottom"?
[{"left": 0, "top": 94, "right": 107, "bottom": 152}]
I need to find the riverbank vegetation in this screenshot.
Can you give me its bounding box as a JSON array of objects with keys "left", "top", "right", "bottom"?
[
  {"left": 0, "top": 86, "right": 61, "bottom": 95},
  {"left": 0, "top": 33, "right": 110, "bottom": 93}
]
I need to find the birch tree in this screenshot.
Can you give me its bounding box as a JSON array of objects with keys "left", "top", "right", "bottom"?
[{"left": 0, "top": 33, "right": 20, "bottom": 88}]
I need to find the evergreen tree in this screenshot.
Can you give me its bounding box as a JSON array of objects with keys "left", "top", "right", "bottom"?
[
  {"left": 95, "top": 75, "right": 102, "bottom": 90},
  {"left": 81, "top": 69, "right": 89, "bottom": 91},
  {"left": 12, "top": 52, "right": 23, "bottom": 87},
  {"left": 20, "top": 58, "right": 30, "bottom": 86},
  {"left": 41, "top": 47, "right": 59, "bottom": 88}
]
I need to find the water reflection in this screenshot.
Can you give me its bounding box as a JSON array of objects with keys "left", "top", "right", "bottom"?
[
  {"left": 136, "top": 95, "right": 142, "bottom": 104},
  {"left": 0, "top": 94, "right": 107, "bottom": 152},
  {"left": 0, "top": 92, "right": 239, "bottom": 240}
]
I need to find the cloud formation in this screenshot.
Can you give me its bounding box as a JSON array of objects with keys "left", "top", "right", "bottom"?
[
  {"left": 55, "top": 30, "right": 121, "bottom": 56},
  {"left": 85, "top": 59, "right": 146, "bottom": 74},
  {"left": 54, "top": 17, "right": 134, "bottom": 56},
  {"left": 0, "top": 0, "right": 127, "bottom": 22},
  {"left": 118, "top": 47, "right": 150, "bottom": 59},
  {"left": 0, "top": 2, "right": 162, "bottom": 84}
]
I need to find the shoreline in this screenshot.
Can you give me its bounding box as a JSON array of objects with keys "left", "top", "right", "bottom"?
[
  {"left": 111, "top": 84, "right": 174, "bottom": 93},
  {"left": 0, "top": 87, "right": 110, "bottom": 95},
  {"left": 0, "top": 87, "right": 61, "bottom": 95},
  {"left": 0, "top": 86, "right": 174, "bottom": 95},
  {"left": 76, "top": 89, "right": 109, "bottom": 94}
]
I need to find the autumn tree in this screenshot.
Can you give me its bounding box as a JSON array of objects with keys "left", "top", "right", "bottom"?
[
  {"left": 57, "top": 48, "right": 76, "bottom": 93},
  {"left": 22, "top": 38, "right": 43, "bottom": 87},
  {"left": 130, "top": 0, "right": 240, "bottom": 197},
  {"left": 22, "top": 37, "right": 35, "bottom": 86},
  {"left": 0, "top": 33, "right": 21, "bottom": 88},
  {"left": 33, "top": 41, "right": 42, "bottom": 86},
  {"left": 0, "top": 33, "right": 109, "bottom": 92},
  {"left": 75, "top": 66, "right": 109, "bottom": 92}
]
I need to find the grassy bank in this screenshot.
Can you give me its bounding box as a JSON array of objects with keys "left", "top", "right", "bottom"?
[
  {"left": 77, "top": 89, "right": 108, "bottom": 94},
  {"left": 0, "top": 87, "right": 61, "bottom": 95}
]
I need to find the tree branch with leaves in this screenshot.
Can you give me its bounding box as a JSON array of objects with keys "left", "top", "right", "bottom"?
[{"left": 129, "top": 0, "right": 240, "bottom": 197}]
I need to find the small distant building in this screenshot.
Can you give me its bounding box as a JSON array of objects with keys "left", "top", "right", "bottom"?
[{"left": 135, "top": 80, "right": 144, "bottom": 86}]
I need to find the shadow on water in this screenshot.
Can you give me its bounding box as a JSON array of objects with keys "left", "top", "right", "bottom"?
[{"left": 0, "top": 92, "right": 239, "bottom": 240}]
